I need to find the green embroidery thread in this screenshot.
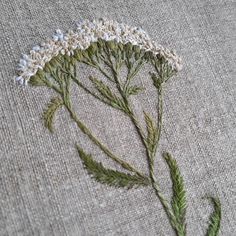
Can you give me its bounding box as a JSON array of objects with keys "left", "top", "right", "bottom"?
[{"left": 16, "top": 19, "right": 221, "bottom": 236}]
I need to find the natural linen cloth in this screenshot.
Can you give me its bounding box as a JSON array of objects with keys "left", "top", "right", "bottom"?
[{"left": 0, "top": 0, "right": 235, "bottom": 235}]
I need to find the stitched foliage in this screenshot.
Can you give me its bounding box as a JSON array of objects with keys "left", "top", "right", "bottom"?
[
  {"left": 15, "top": 19, "right": 221, "bottom": 236},
  {"left": 144, "top": 111, "right": 158, "bottom": 154},
  {"left": 206, "top": 197, "right": 221, "bottom": 236},
  {"left": 89, "top": 76, "right": 129, "bottom": 112},
  {"left": 77, "top": 145, "right": 150, "bottom": 189},
  {"left": 163, "top": 152, "right": 187, "bottom": 234},
  {"left": 43, "top": 97, "right": 63, "bottom": 132}
]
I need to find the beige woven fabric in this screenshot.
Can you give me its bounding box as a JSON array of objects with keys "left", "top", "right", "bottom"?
[{"left": 0, "top": 0, "right": 235, "bottom": 235}]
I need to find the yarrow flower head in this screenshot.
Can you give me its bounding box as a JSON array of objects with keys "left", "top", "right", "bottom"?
[{"left": 15, "top": 18, "right": 183, "bottom": 85}]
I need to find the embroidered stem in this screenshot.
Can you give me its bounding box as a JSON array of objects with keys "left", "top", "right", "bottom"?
[
  {"left": 81, "top": 52, "right": 185, "bottom": 234},
  {"left": 109, "top": 62, "right": 182, "bottom": 234},
  {"left": 64, "top": 98, "right": 146, "bottom": 179},
  {"left": 120, "top": 73, "right": 185, "bottom": 235},
  {"left": 85, "top": 53, "right": 186, "bottom": 235},
  {"left": 152, "top": 182, "right": 185, "bottom": 236},
  {"left": 45, "top": 64, "right": 147, "bottom": 179},
  {"left": 154, "top": 85, "right": 163, "bottom": 154},
  {"left": 68, "top": 73, "right": 119, "bottom": 108},
  {"left": 148, "top": 86, "right": 186, "bottom": 236},
  {"left": 127, "top": 87, "right": 182, "bottom": 235}
]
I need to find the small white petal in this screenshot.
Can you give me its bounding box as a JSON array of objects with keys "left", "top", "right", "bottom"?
[
  {"left": 58, "top": 34, "right": 64, "bottom": 41},
  {"left": 22, "top": 54, "right": 29, "bottom": 60},
  {"left": 19, "top": 78, "right": 25, "bottom": 85},
  {"left": 19, "top": 59, "right": 27, "bottom": 66},
  {"left": 15, "top": 76, "right": 22, "bottom": 82},
  {"left": 53, "top": 35, "right": 59, "bottom": 41},
  {"left": 32, "top": 45, "right": 41, "bottom": 51},
  {"left": 55, "top": 29, "right": 62, "bottom": 35}
]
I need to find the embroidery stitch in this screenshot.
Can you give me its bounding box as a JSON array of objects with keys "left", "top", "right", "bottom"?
[{"left": 15, "top": 18, "right": 221, "bottom": 236}]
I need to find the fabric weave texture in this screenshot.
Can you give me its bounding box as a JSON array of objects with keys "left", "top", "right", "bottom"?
[{"left": 0, "top": 0, "right": 235, "bottom": 235}]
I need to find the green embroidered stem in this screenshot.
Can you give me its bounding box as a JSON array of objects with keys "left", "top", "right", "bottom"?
[
  {"left": 147, "top": 86, "right": 186, "bottom": 236},
  {"left": 79, "top": 55, "right": 178, "bottom": 231},
  {"left": 148, "top": 151, "right": 181, "bottom": 234},
  {"left": 64, "top": 101, "right": 146, "bottom": 179},
  {"left": 154, "top": 85, "right": 163, "bottom": 155},
  {"left": 152, "top": 181, "right": 185, "bottom": 236},
  {"left": 121, "top": 76, "right": 185, "bottom": 235},
  {"left": 42, "top": 62, "right": 147, "bottom": 180},
  {"left": 109, "top": 63, "right": 184, "bottom": 235},
  {"left": 86, "top": 51, "right": 185, "bottom": 235},
  {"left": 67, "top": 72, "right": 119, "bottom": 109},
  {"left": 112, "top": 63, "right": 147, "bottom": 143},
  {"left": 78, "top": 53, "right": 186, "bottom": 235}
]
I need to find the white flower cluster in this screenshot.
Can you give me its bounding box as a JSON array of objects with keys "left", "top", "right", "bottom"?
[{"left": 15, "top": 18, "right": 183, "bottom": 85}]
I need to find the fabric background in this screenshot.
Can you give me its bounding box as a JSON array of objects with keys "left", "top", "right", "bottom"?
[{"left": 0, "top": 0, "right": 235, "bottom": 235}]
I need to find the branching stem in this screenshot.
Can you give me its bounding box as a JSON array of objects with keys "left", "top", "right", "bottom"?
[
  {"left": 110, "top": 59, "right": 184, "bottom": 235},
  {"left": 48, "top": 67, "right": 147, "bottom": 179},
  {"left": 64, "top": 102, "right": 146, "bottom": 179}
]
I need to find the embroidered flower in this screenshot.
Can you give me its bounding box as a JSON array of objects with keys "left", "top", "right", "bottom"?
[
  {"left": 15, "top": 18, "right": 183, "bottom": 85},
  {"left": 14, "top": 18, "right": 221, "bottom": 236}
]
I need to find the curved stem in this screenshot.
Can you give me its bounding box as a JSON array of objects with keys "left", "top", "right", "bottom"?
[
  {"left": 83, "top": 54, "right": 178, "bottom": 232},
  {"left": 71, "top": 76, "right": 111, "bottom": 105},
  {"left": 153, "top": 85, "right": 163, "bottom": 157},
  {"left": 47, "top": 67, "right": 147, "bottom": 179},
  {"left": 114, "top": 71, "right": 182, "bottom": 234},
  {"left": 63, "top": 55, "right": 182, "bottom": 234},
  {"left": 152, "top": 181, "right": 185, "bottom": 236},
  {"left": 64, "top": 101, "right": 146, "bottom": 179},
  {"left": 129, "top": 85, "right": 184, "bottom": 236}
]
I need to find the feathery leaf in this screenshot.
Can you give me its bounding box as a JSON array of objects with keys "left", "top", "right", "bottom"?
[
  {"left": 163, "top": 152, "right": 187, "bottom": 234},
  {"left": 126, "top": 85, "right": 144, "bottom": 96},
  {"left": 144, "top": 111, "right": 158, "bottom": 153},
  {"left": 29, "top": 74, "right": 46, "bottom": 86},
  {"left": 43, "top": 97, "right": 63, "bottom": 132},
  {"left": 206, "top": 197, "right": 221, "bottom": 236},
  {"left": 77, "top": 145, "right": 150, "bottom": 188},
  {"left": 89, "top": 76, "right": 129, "bottom": 112}
]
